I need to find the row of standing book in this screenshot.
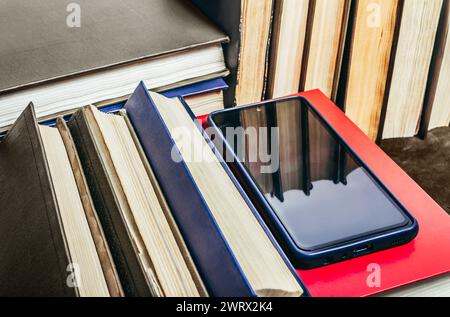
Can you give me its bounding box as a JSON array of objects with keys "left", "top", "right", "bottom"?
[
  {"left": 193, "top": 0, "right": 450, "bottom": 141},
  {"left": 3, "top": 1, "right": 447, "bottom": 142},
  {"left": 188, "top": 0, "right": 450, "bottom": 197}
]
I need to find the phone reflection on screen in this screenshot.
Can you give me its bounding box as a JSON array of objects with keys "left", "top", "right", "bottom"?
[{"left": 214, "top": 99, "right": 409, "bottom": 251}]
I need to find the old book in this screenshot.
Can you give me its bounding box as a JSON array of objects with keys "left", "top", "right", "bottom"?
[
  {"left": 382, "top": 0, "right": 443, "bottom": 139},
  {"left": 0, "top": 0, "right": 228, "bottom": 130},
  {"left": 183, "top": 90, "right": 224, "bottom": 116},
  {"left": 343, "top": 0, "right": 400, "bottom": 141},
  {"left": 193, "top": 0, "right": 274, "bottom": 105},
  {"left": 135, "top": 89, "right": 303, "bottom": 297},
  {"left": 267, "top": 0, "right": 349, "bottom": 189},
  {"left": 267, "top": 0, "right": 309, "bottom": 99},
  {"left": 427, "top": 2, "right": 450, "bottom": 131},
  {"left": 193, "top": 0, "right": 275, "bottom": 191},
  {"left": 0, "top": 104, "right": 120, "bottom": 296},
  {"left": 302, "top": 0, "right": 350, "bottom": 100},
  {"left": 68, "top": 106, "right": 205, "bottom": 297},
  {"left": 303, "top": 0, "right": 350, "bottom": 183}
]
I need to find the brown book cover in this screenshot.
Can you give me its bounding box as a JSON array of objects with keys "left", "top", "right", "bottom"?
[
  {"left": 0, "top": 105, "right": 77, "bottom": 296},
  {"left": 68, "top": 108, "right": 154, "bottom": 296},
  {"left": 0, "top": 104, "right": 121, "bottom": 296},
  {"left": 56, "top": 118, "right": 123, "bottom": 297}
]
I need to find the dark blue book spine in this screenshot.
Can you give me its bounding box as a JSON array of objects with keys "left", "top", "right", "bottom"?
[
  {"left": 162, "top": 78, "right": 228, "bottom": 98},
  {"left": 124, "top": 82, "right": 254, "bottom": 297}
]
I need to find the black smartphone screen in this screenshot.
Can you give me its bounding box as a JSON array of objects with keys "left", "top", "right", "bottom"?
[{"left": 210, "top": 98, "right": 410, "bottom": 251}]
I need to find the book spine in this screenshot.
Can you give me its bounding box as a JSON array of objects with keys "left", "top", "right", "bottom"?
[
  {"left": 418, "top": 0, "right": 449, "bottom": 138},
  {"left": 193, "top": 0, "right": 242, "bottom": 106},
  {"left": 68, "top": 110, "right": 152, "bottom": 297},
  {"left": 125, "top": 83, "right": 255, "bottom": 297}
]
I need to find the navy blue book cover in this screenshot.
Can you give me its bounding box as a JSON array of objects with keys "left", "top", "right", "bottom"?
[{"left": 124, "top": 82, "right": 254, "bottom": 297}]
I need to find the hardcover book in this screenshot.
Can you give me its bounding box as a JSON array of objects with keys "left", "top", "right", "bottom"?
[
  {"left": 124, "top": 82, "right": 306, "bottom": 297},
  {"left": 0, "top": 0, "right": 228, "bottom": 130},
  {"left": 0, "top": 105, "right": 121, "bottom": 296},
  {"left": 193, "top": 0, "right": 274, "bottom": 106},
  {"left": 67, "top": 106, "right": 206, "bottom": 297}
]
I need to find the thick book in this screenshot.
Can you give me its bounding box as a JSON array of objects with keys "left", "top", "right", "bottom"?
[
  {"left": 124, "top": 82, "right": 306, "bottom": 297},
  {"left": 0, "top": 0, "right": 228, "bottom": 129},
  {"left": 59, "top": 78, "right": 227, "bottom": 126},
  {"left": 0, "top": 78, "right": 228, "bottom": 139},
  {"left": 0, "top": 104, "right": 121, "bottom": 296},
  {"left": 342, "top": 0, "right": 400, "bottom": 141},
  {"left": 193, "top": 0, "right": 273, "bottom": 106},
  {"left": 301, "top": 0, "right": 350, "bottom": 100},
  {"left": 67, "top": 106, "right": 206, "bottom": 297},
  {"left": 382, "top": 0, "right": 443, "bottom": 139},
  {"left": 267, "top": 0, "right": 309, "bottom": 99},
  {"left": 421, "top": 1, "right": 450, "bottom": 134}
]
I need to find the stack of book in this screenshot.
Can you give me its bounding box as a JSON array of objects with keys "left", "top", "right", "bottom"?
[
  {"left": 0, "top": 0, "right": 230, "bottom": 133},
  {"left": 0, "top": 0, "right": 309, "bottom": 298},
  {"left": 0, "top": 84, "right": 306, "bottom": 297}
]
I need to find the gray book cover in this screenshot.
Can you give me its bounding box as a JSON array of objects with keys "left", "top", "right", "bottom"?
[{"left": 0, "top": 0, "right": 228, "bottom": 94}]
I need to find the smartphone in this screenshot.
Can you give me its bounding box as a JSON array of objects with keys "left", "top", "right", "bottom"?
[{"left": 207, "top": 96, "right": 418, "bottom": 269}]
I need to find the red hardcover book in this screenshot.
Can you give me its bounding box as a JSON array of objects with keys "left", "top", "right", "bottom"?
[
  {"left": 196, "top": 114, "right": 209, "bottom": 129},
  {"left": 291, "top": 90, "right": 450, "bottom": 297}
]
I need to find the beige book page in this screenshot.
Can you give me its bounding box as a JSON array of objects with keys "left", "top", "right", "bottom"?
[
  {"left": 345, "top": 0, "right": 399, "bottom": 141},
  {"left": 383, "top": 0, "right": 443, "bottom": 139},
  {"left": 304, "top": 0, "right": 347, "bottom": 99},
  {"left": 150, "top": 92, "right": 303, "bottom": 297},
  {"left": 268, "top": 0, "right": 309, "bottom": 99},
  {"left": 429, "top": 15, "right": 450, "bottom": 130},
  {"left": 40, "top": 125, "right": 109, "bottom": 297},
  {"left": 235, "top": 0, "right": 273, "bottom": 105},
  {"left": 88, "top": 107, "right": 200, "bottom": 297}
]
